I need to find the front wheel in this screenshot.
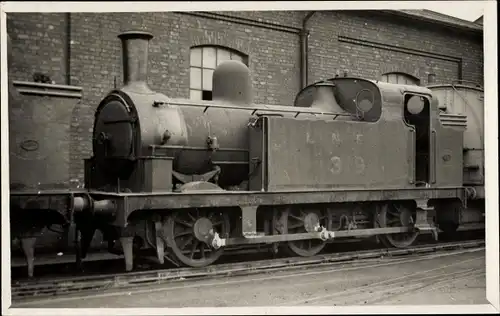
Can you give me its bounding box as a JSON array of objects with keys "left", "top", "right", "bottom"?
[{"left": 164, "top": 208, "right": 230, "bottom": 268}]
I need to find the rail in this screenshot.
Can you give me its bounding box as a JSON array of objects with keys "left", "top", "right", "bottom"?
[{"left": 11, "top": 239, "right": 484, "bottom": 303}]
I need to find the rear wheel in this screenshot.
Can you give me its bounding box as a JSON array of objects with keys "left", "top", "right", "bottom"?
[{"left": 376, "top": 202, "right": 418, "bottom": 248}]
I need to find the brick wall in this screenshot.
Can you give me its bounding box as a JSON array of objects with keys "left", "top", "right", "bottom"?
[
  {"left": 307, "top": 11, "right": 483, "bottom": 85},
  {"left": 7, "top": 13, "right": 67, "bottom": 84},
  {"left": 6, "top": 11, "right": 484, "bottom": 185}
]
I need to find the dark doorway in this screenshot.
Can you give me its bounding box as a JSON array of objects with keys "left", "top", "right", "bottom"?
[
  {"left": 202, "top": 90, "right": 213, "bottom": 101},
  {"left": 404, "top": 94, "right": 431, "bottom": 186}
]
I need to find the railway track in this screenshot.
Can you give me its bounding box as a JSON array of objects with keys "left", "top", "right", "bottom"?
[{"left": 11, "top": 238, "right": 484, "bottom": 303}]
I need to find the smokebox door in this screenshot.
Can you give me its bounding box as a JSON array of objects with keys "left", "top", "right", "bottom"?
[{"left": 94, "top": 100, "right": 134, "bottom": 159}]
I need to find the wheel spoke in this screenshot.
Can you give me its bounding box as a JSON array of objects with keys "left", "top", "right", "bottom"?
[
  {"left": 288, "top": 223, "right": 304, "bottom": 230},
  {"left": 387, "top": 209, "right": 399, "bottom": 217},
  {"left": 174, "top": 230, "right": 192, "bottom": 238},
  {"left": 289, "top": 214, "right": 303, "bottom": 221},
  {"left": 187, "top": 213, "right": 196, "bottom": 222},
  {"left": 200, "top": 243, "right": 206, "bottom": 258},
  {"left": 175, "top": 218, "right": 193, "bottom": 228},
  {"left": 387, "top": 218, "right": 400, "bottom": 225},
  {"left": 189, "top": 241, "right": 199, "bottom": 259},
  {"left": 178, "top": 235, "right": 193, "bottom": 250}
]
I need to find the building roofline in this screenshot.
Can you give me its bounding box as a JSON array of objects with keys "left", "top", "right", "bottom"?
[{"left": 378, "top": 9, "right": 483, "bottom": 36}]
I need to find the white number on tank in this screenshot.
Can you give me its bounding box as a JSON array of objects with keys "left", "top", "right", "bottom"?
[
  {"left": 354, "top": 156, "right": 366, "bottom": 174},
  {"left": 330, "top": 156, "right": 342, "bottom": 174}
]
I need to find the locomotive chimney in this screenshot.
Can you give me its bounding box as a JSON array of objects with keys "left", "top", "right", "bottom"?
[{"left": 118, "top": 30, "right": 154, "bottom": 88}]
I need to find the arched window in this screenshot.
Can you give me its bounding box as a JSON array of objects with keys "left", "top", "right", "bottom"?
[
  {"left": 189, "top": 45, "right": 248, "bottom": 101},
  {"left": 380, "top": 72, "right": 420, "bottom": 86}
]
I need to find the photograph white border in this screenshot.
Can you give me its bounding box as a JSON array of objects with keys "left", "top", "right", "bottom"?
[{"left": 1, "top": 1, "right": 498, "bottom": 315}]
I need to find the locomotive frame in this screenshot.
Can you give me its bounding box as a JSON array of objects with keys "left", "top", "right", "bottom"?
[{"left": 72, "top": 177, "right": 461, "bottom": 260}]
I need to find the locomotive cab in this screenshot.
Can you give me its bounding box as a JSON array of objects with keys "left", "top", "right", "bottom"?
[{"left": 380, "top": 82, "right": 466, "bottom": 189}]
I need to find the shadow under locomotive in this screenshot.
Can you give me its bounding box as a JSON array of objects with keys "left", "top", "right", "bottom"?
[{"left": 9, "top": 30, "right": 485, "bottom": 277}]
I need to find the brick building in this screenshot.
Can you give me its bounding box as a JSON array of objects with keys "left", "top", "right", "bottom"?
[{"left": 7, "top": 10, "right": 484, "bottom": 185}]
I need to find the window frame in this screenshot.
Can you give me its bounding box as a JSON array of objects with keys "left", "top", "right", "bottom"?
[
  {"left": 380, "top": 72, "right": 421, "bottom": 86},
  {"left": 189, "top": 45, "right": 248, "bottom": 101}
]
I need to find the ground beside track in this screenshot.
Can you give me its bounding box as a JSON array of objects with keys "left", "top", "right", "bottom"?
[
  {"left": 11, "top": 231, "right": 484, "bottom": 281},
  {"left": 13, "top": 247, "right": 486, "bottom": 308}
]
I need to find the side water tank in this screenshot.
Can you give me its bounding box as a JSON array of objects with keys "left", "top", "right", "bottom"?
[{"left": 428, "top": 82, "right": 484, "bottom": 186}]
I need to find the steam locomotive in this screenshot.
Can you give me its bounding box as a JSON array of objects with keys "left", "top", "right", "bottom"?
[{"left": 8, "top": 31, "right": 485, "bottom": 277}]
